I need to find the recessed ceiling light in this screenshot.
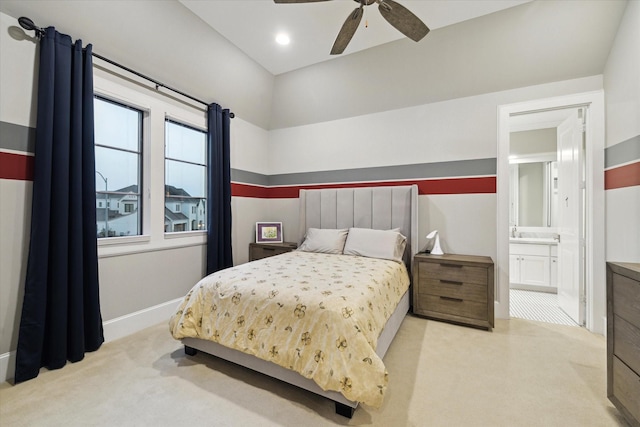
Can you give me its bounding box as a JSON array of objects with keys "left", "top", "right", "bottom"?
[{"left": 275, "top": 33, "right": 290, "bottom": 46}]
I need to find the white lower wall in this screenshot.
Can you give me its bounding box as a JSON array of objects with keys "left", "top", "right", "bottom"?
[
  {"left": 0, "top": 180, "right": 31, "bottom": 357},
  {"left": 606, "top": 186, "right": 640, "bottom": 262}
]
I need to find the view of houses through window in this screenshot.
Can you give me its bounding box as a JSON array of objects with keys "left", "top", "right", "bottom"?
[
  {"left": 94, "top": 98, "right": 208, "bottom": 239},
  {"left": 94, "top": 96, "right": 142, "bottom": 238},
  {"left": 164, "top": 120, "right": 207, "bottom": 233}
]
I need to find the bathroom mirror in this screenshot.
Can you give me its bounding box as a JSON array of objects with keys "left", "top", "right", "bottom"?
[
  {"left": 509, "top": 160, "right": 558, "bottom": 227},
  {"left": 509, "top": 128, "right": 558, "bottom": 228}
]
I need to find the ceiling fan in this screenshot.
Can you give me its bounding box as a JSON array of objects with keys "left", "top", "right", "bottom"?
[{"left": 274, "top": 0, "right": 430, "bottom": 55}]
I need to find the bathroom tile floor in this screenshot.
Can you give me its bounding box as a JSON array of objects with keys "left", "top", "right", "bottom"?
[{"left": 510, "top": 289, "right": 579, "bottom": 326}]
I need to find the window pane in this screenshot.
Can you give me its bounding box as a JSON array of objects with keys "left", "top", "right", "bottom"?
[
  {"left": 165, "top": 119, "right": 207, "bottom": 233},
  {"left": 94, "top": 96, "right": 142, "bottom": 238},
  {"left": 95, "top": 98, "right": 141, "bottom": 152},
  {"left": 164, "top": 196, "right": 206, "bottom": 232},
  {"left": 165, "top": 121, "right": 206, "bottom": 164},
  {"left": 165, "top": 159, "right": 205, "bottom": 198},
  {"left": 97, "top": 194, "right": 140, "bottom": 237},
  {"left": 95, "top": 147, "right": 139, "bottom": 192}
]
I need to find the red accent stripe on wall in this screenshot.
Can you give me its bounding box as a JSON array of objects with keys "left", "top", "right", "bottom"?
[
  {"left": 231, "top": 182, "right": 270, "bottom": 198},
  {"left": 605, "top": 162, "right": 640, "bottom": 190},
  {"left": 0, "top": 152, "right": 34, "bottom": 181},
  {"left": 232, "top": 176, "right": 496, "bottom": 198}
]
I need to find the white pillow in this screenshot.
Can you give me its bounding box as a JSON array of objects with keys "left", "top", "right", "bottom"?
[
  {"left": 297, "top": 228, "right": 349, "bottom": 254},
  {"left": 342, "top": 228, "right": 407, "bottom": 262}
]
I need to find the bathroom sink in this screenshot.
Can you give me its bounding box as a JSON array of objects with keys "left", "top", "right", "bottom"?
[{"left": 509, "top": 237, "right": 558, "bottom": 244}]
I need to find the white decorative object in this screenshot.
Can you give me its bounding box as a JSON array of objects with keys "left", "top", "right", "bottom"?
[{"left": 425, "top": 230, "right": 444, "bottom": 255}]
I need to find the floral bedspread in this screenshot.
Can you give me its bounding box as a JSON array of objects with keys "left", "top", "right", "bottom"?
[{"left": 169, "top": 250, "right": 410, "bottom": 407}]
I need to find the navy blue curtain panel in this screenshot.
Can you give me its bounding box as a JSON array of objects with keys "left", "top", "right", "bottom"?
[
  {"left": 206, "top": 103, "right": 233, "bottom": 275},
  {"left": 15, "top": 27, "right": 104, "bottom": 383}
]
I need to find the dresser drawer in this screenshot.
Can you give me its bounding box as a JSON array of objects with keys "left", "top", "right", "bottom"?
[
  {"left": 419, "top": 261, "right": 488, "bottom": 286},
  {"left": 416, "top": 294, "right": 488, "bottom": 321},
  {"left": 613, "top": 314, "right": 640, "bottom": 376},
  {"left": 612, "top": 357, "right": 640, "bottom": 424},
  {"left": 613, "top": 272, "right": 640, "bottom": 326},
  {"left": 420, "top": 278, "right": 487, "bottom": 303}
]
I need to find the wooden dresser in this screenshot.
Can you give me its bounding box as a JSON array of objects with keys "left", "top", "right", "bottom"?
[
  {"left": 249, "top": 242, "right": 297, "bottom": 261},
  {"left": 413, "top": 253, "right": 494, "bottom": 330},
  {"left": 607, "top": 262, "right": 640, "bottom": 427}
]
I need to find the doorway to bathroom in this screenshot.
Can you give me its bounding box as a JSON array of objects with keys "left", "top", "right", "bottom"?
[
  {"left": 496, "top": 91, "right": 606, "bottom": 334},
  {"left": 508, "top": 107, "right": 584, "bottom": 327}
]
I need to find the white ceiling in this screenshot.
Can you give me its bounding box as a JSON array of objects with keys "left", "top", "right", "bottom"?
[{"left": 180, "top": 0, "right": 532, "bottom": 75}]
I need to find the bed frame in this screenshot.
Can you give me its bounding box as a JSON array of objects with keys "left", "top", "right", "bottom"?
[{"left": 182, "top": 185, "right": 419, "bottom": 418}]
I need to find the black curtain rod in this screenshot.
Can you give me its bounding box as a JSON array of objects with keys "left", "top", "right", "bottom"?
[{"left": 17, "top": 16, "right": 235, "bottom": 118}]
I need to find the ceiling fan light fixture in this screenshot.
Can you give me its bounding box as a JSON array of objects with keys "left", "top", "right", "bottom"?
[
  {"left": 274, "top": 0, "right": 429, "bottom": 54},
  {"left": 275, "top": 33, "right": 291, "bottom": 45}
]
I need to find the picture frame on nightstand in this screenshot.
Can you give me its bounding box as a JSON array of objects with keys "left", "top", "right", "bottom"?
[{"left": 256, "top": 222, "right": 283, "bottom": 243}]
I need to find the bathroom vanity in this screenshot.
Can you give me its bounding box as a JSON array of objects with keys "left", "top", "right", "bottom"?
[{"left": 509, "top": 237, "right": 558, "bottom": 292}]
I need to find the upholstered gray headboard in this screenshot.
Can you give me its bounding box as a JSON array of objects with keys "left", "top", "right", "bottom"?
[{"left": 298, "top": 185, "right": 419, "bottom": 269}]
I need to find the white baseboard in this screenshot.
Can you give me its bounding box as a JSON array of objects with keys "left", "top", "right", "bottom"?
[
  {"left": 1, "top": 297, "right": 183, "bottom": 384},
  {"left": 0, "top": 351, "right": 15, "bottom": 385},
  {"left": 102, "top": 297, "right": 182, "bottom": 343}
]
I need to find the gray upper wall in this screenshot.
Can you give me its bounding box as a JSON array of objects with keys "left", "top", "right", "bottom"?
[{"left": 0, "top": 1, "right": 628, "bottom": 131}]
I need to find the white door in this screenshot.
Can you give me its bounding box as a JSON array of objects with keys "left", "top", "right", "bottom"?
[{"left": 556, "top": 109, "right": 585, "bottom": 325}]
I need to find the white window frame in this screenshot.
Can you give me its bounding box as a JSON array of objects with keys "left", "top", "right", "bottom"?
[{"left": 93, "top": 70, "right": 207, "bottom": 258}]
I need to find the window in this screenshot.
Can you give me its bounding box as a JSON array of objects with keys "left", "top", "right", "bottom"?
[
  {"left": 165, "top": 120, "right": 207, "bottom": 232},
  {"left": 94, "top": 96, "right": 143, "bottom": 238}
]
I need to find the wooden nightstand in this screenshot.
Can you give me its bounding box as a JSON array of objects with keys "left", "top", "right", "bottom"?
[
  {"left": 413, "top": 253, "right": 494, "bottom": 330},
  {"left": 249, "top": 242, "right": 297, "bottom": 261}
]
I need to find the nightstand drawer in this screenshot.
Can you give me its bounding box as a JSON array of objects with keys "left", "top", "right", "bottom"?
[
  {"left": 249, "top": 242, "right": 297, "bottom": 261},
  {"left": 417, "top": 294, "right": 488, "bottom": 321},
  {"left": 419, "top": 262, "right": 488, "bottom": 286},
  {"left": 420, "top": 278, "right": 487, "bottom": 303}
]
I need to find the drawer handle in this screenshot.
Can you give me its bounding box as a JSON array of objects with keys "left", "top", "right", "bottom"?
[
  {"left": 440, "top": 279, "right": 463, "bottom": 286},
  {"left": 440, "top": 296, "right": 463, "bottom": 303},
  {"left": 263, "top": 247, "right": 276, "bottom": 251},
  {"left": 441, "top": 263, "right": 463, "bottom": 268}
]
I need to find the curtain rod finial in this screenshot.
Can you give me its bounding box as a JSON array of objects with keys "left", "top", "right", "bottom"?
[{"left": 18, "top": 17, "right": 43, "bottom": 36}]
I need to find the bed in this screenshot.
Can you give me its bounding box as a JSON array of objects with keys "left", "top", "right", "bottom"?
[{"left": 169, "top": 185, "right": 419, "bottom": 417}]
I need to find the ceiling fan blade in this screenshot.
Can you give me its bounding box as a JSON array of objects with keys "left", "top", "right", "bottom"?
[
  {"left": 378, "top": 0, "right": 429, "bottom": 42},
  {"left": 330, "top": 7, "right": 364, "bottom": 55},
  {"left": 274, "top": 0, "right": 332, "bottom": 3}
]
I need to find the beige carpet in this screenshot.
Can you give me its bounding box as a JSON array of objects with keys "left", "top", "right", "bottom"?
[{"left": 0, "top": 316, "right": 628, "bottom": 427}]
